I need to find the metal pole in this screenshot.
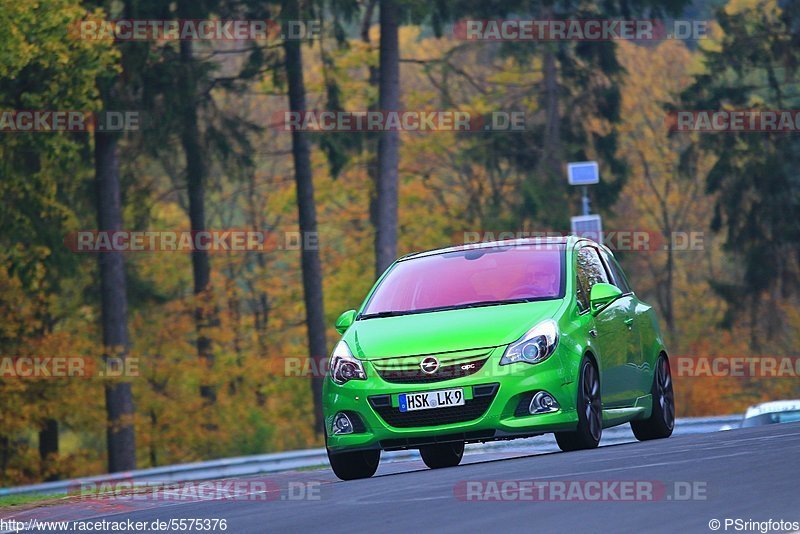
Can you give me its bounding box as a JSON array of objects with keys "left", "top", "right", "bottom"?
[{"left": 582, "top": 185, "right": 590, "bottom": 215}]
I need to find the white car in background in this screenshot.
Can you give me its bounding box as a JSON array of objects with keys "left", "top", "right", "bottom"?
[{"left": 740, "top": 400, "right": 800, "bottom": 428}]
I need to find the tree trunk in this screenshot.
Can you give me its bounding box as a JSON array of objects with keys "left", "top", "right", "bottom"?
[
  {"left": 664, "top": 235, "right": 676, "bottom": 343},
  {"left": 749, "top": 295, "right": 760, "bottom": 352},
  {"left": 283, "top": 0, "right": 328, "bottom": 432},
  {"left": 374, "top": 0, "right": 401, "bottom": 277},
  {"left": 177, "top": 9, "right": 216, "bottom": 403},
  {"left": 149, "top": 409, "right": 158, "bottom": 467},
  {"left": 95, "top": 131, "right": 137, "bottom": 472},
  {"left": 246, "top": 171, "right": 270, "bottom": 356},
  {"left": 536, "top": 5, "right": 564, "bottom": 227},
  {"left": 542, "top": 46, "right": 561, "bottom": 180},
  {"left": 362, "top": 0, "right": 381, "bottom": 262},
  {"left": 0, "top": 436, "right": 8, "bottom": 485},
  {"left": 38, "top": 419, "right": 58, "bottom": 481}
]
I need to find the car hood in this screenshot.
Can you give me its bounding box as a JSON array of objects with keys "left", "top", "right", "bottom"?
[{"left": 346, "top": 300, "right": 565, "bottom": 360}]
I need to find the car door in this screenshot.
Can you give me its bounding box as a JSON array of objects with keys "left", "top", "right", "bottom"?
[
  {"left": 600, "top": 249, "right": 661, "bottom": 396},
  {"left": 597, "top": 247, "right": 647, "bottom": 403},
  {"left": 575, "top": 245, "right": 637, "bottom": 408}
]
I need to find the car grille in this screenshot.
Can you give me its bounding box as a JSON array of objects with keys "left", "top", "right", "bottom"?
[
  {"left": 372, "top": 351, "right": 491, "bottom": 384},
  {"left": 368, "top": 383, "right": 499, "bottom": 428}
]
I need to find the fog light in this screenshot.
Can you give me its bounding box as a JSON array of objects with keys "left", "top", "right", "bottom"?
[
  {"left": 529, "top": 391, "right": 560, "bottom": 415},
  {"left": 333, "top": 412, "right": 354, "bottom": 435}
]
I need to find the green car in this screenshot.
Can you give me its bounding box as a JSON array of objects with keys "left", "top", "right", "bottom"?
[{"left": 323, "top": 237, "right": 675, "bottom": 480}]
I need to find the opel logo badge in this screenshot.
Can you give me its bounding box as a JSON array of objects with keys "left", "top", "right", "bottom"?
[{"left": 420, "top": 356, "right": 439, "bottom": 374}]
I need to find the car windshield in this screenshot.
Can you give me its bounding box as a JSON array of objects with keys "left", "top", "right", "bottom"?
[
  {"left": 742, "top": 409, "right": 800, "bottom": 427},
  {"left": 360, "top": 244, "right": 565, "bottom": 318}
]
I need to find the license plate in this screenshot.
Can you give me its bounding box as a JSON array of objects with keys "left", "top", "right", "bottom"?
[{"left": 398, "top": 388, "right": 465, "bottom": 412}]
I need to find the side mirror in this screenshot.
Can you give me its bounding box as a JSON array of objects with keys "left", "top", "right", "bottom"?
[
  {"left": 589, "top": 283, "right": 622, "bottom": 315},
  {"left": 335, "top": 309, "right": 357, "bottom": 334}
]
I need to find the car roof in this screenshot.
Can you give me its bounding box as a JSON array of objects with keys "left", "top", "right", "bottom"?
[
  {"left": 744, "top": 400, "right": 800, "bottom": 418},
  {"left": 397, "top": 235, "right": 593, "bottom": 262}
]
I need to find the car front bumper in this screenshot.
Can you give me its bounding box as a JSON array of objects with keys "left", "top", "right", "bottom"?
[{"left": 323, "top": 345, "right": 581, "bottom": 451}]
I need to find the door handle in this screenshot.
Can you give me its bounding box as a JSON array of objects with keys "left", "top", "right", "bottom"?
[
  {"left": 589, "top": 329, "right": 598, "bottom": 338},
  {"left": 624, "top": 317, "right": 634, "bottom": 329}
]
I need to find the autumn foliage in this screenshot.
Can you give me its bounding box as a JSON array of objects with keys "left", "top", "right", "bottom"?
[{"left": 2, "top": 0, "right": 799, "bottom": 485}]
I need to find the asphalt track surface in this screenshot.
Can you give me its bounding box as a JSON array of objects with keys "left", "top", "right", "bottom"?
[{"left": 3, "top": 423, "right": 799, "bottom": 534}]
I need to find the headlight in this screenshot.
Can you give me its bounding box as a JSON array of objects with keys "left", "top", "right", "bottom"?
[
  {"left": 499, "top": 319, "right": 559, "bottom": 366},
  {"left": 329, "top": 340, "right": 367, "bottom": 385}
]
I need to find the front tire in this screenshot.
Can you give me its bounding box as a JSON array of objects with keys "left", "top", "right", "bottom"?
[
  {"left": 419, "top": 441, "right": 464, "bottom": 469},
  {"left": 631, "top": 354, "right": 675, "bottom": 441},
  {"left": 327, "top": 448, "right": 380, "bottom": 480},
  {"left": 555, "top": 357, "right": 602, "bottom": 452}
]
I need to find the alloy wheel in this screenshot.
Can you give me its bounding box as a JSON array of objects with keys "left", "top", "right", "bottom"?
[
  {"left": 583, "top": 362, "right": 602, "bottom": 442},
  {"left": 657, "top": 357, "right": 675, "bottom": 430}
]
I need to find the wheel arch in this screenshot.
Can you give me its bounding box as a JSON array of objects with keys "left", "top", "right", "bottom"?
[
  {"left": 583, "top": 349, "right": 599, "bottom": 374},
  {"left": 653, "top": 347, "right": 670, "bottom": 375}
]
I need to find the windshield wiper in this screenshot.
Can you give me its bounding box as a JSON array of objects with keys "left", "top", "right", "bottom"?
[
  {"left": 458, "top": 298, "right": 535, "bottom": 309},
  {"left": 358, "top": 310, "right": 412, "bottom": 320},
  {"left": 360, "top": 298, "right": 537, "bottom": 320}
]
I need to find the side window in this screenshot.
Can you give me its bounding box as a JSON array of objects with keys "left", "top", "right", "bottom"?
[
  {"left": 575, "top": 247, "right": 609, "bottom": 311},
  {"left": 576, "top": 275, "right": 587, "bottom": 312},
  {"left": 599, "top": 249, "right": 633, "bottom": 294}
]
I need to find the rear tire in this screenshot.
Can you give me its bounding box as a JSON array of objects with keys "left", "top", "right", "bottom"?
[
  {"left": 631, "top": 354, "right": 675, "bottom": 441},
  {"left": 419, "top": 441, "right": 465, "bottom": 469},
  {"left": 327, "top": 448, "right": 380, "bottom": 480},
  {"left": 555, "top": 357, "right": 602, "bottom": 452}
]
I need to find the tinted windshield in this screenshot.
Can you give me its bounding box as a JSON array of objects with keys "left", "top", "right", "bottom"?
[
  {"left": 742, "top": 410, "right": 800, "bottom": 427},
  {"left": 361, "top": 245, "right": 565, "bottom": 317}
]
